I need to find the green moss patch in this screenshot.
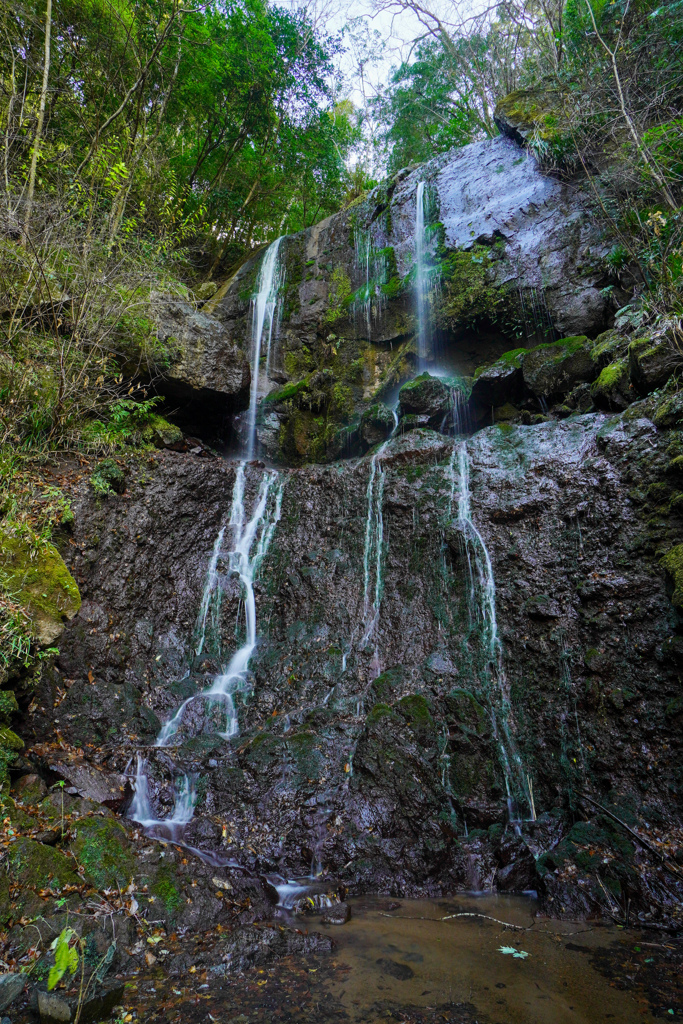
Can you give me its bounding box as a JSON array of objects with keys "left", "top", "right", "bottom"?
[
  {"left": 69, "top": 816, "right": 136, "bottom": 889},
  {"left": 0, "top": 531, "right": 81, "bottom": 646},
  {"left": 661, "top": 544, "right": 683, "bottom": 608}
]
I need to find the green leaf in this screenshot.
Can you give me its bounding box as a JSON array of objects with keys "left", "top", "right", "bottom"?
[{"left": 498, "top": 946, "right": 530, "bottom": 959}]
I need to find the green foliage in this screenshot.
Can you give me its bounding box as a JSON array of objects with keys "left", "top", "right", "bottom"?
[
  {"left": 323, "top": 267, "right": 352, "bottom": 324},
  {"left": 48, "top": 927, "right": 79, "bottom": 991},
  {"left": 90, "top": 459, "right": 125, "bottom": 496}
]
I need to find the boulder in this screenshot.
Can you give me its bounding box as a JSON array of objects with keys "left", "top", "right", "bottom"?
[
  {"left": 321, "top": 901, "right": 351, "bottom": 925},
  {"left": 0, "top": 973, "right": 24, "bottom": 1012},
  {"left": 522, "top": 336, "right": 597, "bottom": 401},
  {"left": 360, "top": 403, "right": 396, "bottom": 450},
  {"left": 471, "top": 350, "right": 525, "bottom": 407},
  {"left": 0, "top": 532, "right": 81, "bottom": 646},
  {"left": 398, "top": 373, "right": 467, "bottom": 430},
  {"left": 629, "top": 335, "right": 683, "bottom": 395},
  {"left": 494, "top": 88, "right": 567, "bottom": 148},
  {"left": 591, "top": 359, "right": 633, "bottom": 411},
  {"left": 153, "top": 298, "right": 250, "bottom": 408}
]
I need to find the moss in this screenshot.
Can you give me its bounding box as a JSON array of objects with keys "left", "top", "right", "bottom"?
[
  {"left": 90, "top": 458, "right": 125, "bottom": 495},
  {"left": 265, "top": 379, "right": 310, "bottom": 405},
  {"left": 0, "top": 690, "right": 18, "bottom": 723},
  {"left": 141, "top": 415, "right": 183, "bottom": 448},
  {"left": 323, "top": 267, "right": 352, "bottom": 325},
  {"left": 593, "top": 360, "right": 627, "bottom": 390},
  {"left": 654, "top": 392, "right": 683, "bottom": 429},
  {"left": 8, "top": 837, "right": 81, "bottom": 889},
  {"left": 437, "top": 246, "right": 502, "bottom": 328},
  {"left": 69, "top": 816, "right": 136, "bottom": 889},
  {"left": 366, "top": 702, "right": 394, "bottom": 726},
  {"left": 0, "top": 726, "right": 23, "bottom": 751},
  {"left": 397, "top": 694, "right": 434, "bottom": 737},
  {"left": 661, "top": 544, "right": 683, "bottom": 607},
  {"left": 0, "top": 530, "right": 81, "bottom": 646},
  {"left": 152, "top": 865, "right": 183, "bottom": 916}
]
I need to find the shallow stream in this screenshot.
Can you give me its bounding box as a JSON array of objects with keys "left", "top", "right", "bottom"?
[{"left": 113, "top": 895, "right": 678, "bottom": 1023}]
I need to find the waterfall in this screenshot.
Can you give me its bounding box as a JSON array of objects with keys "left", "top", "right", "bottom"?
[
  {"left": 130, "top": 754, "right": 198, "bottom": 831},
  {"left": 452, "top": 441, "right": 534, "bottom": 822},
  {"left": 415, "top": 181, "right": 428, "bottom": 369},
  {"left": 195, "top": 526, "right": 225, "bottom": 657},
  {"left": 246, "top": 237, "right": 283, "bottom": 460},
  {"left": 361, "top": 447, "right": 387, "bottom": 654},
  {"left": 157, "top": 462, "right": 284, "bottom": 745}
]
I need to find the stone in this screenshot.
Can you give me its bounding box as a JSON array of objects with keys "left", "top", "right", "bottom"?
[
  {"left": 0, "top": 972, "right": 24, "bottom": 1012},
  {"left": 524, "top": 594, "right": 560, "bottom": 619},
  {"left": 321, "top": 901, "right": 351, "bottom": 924},
  {"left": 360, "top": 404, "right": 396, "bottom": 450},
  {"left": 152, "top": 297, "right": 250, "bottom": 409},
  {"left": 591, "top": 359, "right": 633, "bottom": 411},
  {"left": 521, "top": 337, "right": 596, "bottom": 401},
  {"left": 13, "top": 773, "right": 48, "bottom": 803},
  {"left": 35, "top": 979, "right": 124, "bottom": 1024},
  {"left": 471, "top": 354, "right": 525, "bottom": 407},
  {"left": 494, "top": 87, "right": 567, "bottom": 148},
  {"left": 48, "top": 761, "right": 127, "bottom": 809},
  {"left": 398, "top": 373, "right": 455, "bottom": 426},
  {"left": 629, "top": 335, "right": 683, "bottom": 395},
  {"left": 194, "top": 281, "right": 218, "bottom": 300},
  {"left": 0, "top": 532, "right": 81, "bottom": 646},
  {"left": 142, "top": 415, "right": 184, "bottom": 448}
]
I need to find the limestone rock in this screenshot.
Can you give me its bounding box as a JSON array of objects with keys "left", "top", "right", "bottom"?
[
  {"left": 591, "top": 359, "right": 633, "bottom": 411},
  {"left": 0, "top": 532, "right": 81, "bottom": 646},
  {"left": 471, "top": 352, "right": 525, "bottom": 407},
  {"left": 398, "top": 373, "right": 451, "bottom": 423},
  {"left": 360, "top": 403, "right": 396, "bottom": 450}
]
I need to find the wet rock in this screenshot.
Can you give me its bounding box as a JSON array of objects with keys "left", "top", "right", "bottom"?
[
  {"left": 0, "top": 973, "right": 24, "bottom": 1012},
  {"left": 33, "top": 978, "right": 124, "bottom": 1023},
  {"left": 524, "top": 594, "right": 560, "bottom": 619},
  {"left": 361, "top": 403, "right": 396, "bottom": 450},
  {"left": 629, "top": 335, "right": 683, "bottom": 395},
  {"left": 496, "top": 854, "right": 536, "bottom": 892},
  {"left": 376, "top": 958, "right": 414, "bottom": 980},
  {"left": 399, "top": 373, "right": 452, "bottom": 424},
  {"left": 321, "top": 901, "right": 350, "bottom": 924},
  {"left": 13, "top": 773, "right": 48, "bottom": 803},
  {"left": 591, "top": 359, "right": 632, "bottom": 410},
  {"left": 47, "top": 761, "right": 127, "bottom": 809},
  {"left": 153, "top": 297, "right": 250, "bottom": 408},
  {"left": 471, "top": 352, "right": 524, "bottom": 407}
]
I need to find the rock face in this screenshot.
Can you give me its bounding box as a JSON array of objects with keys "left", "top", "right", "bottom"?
[
  {"left": 152, "top": 297, "right": 251, "bottom": 412},
  {"left": 27, "top": 406, "right": 683, "bottom": 918},
  {"left": 183, "top": 132, "right": 615, "bottom": 462}
]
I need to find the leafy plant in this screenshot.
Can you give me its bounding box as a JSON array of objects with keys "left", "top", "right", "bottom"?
[{"left": 48, "top": 927, "right": 79, "bottom": 990}]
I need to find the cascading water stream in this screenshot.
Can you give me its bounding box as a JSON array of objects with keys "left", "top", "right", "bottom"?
[
  {"left": 450, "top": 440, "right": 534, "bottom": 823},
  {"left": 415, "top": 181, "right": 429, "bottom": 369},
  {"left": 130, "top": 241, "right": 286, "bottom": 836},
  {"left": 246, "top": 236, "right": 283, "bottom": 460}
]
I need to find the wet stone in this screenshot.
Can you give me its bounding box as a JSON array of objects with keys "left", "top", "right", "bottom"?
[{"left": 321, "top": 901, "right": 351, "bottom": 925}]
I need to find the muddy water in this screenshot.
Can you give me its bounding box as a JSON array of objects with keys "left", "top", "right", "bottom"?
[
  {"left": 313, "top": 895, "right": 652, "bottom": 1023},
  {"left": 110, "top": 894, "right": 671, "bottom": 1023}
]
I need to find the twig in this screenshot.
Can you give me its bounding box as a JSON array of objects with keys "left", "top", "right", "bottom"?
[{"left": 581, "top": 794, "right": 683, "bottom": 881}]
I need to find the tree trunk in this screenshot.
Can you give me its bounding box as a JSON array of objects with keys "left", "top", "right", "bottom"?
[{"left": 22, "top": 0, "right": 52, "bottom": 242}]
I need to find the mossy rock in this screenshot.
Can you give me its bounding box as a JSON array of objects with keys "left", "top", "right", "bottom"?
[
  {"left": 590, "top": 358, "right": 632, "bottom": 411},
  {"left": 494, "top": 88, "right": 567, "bottom": 144},
  {"left": 0, "top": 690, "right": 18, "bottom": 724},
  {"left": 629, "top": 336, "right": 683, "bottom": 396},
  {"left": 69, "top": 816, "right": 136, "bottom": 889},
  {"left": 399, "top": 373, "right": 466, "bottom": 424},
  {"left": 522, "top": 337, "right": 596, "bottom": 400},
  {"left": 397, "top": 694, "right": 434, "bottom": 738},
  {"left": 471, "top": 349, "right": 526, "bottom": 407},
  {"left": 0, "top": 531, "right": 81, "bottom": 645},
  {"left": 8, "top": 837, "right": 81, "bottom": 889},
  {"left": 360, "top": 403, "right": 395, "bottom": 450},
  {"left": 142, "top": 415, "right": 183, "bottom": 448},
  {"left": 653, "top": 391, "right": 683, "bottom": 429},
  {"left": 661, "top": 544, "right": 683, "bottom": 608}
]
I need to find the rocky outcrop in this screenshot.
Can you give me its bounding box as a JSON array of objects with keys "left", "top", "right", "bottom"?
[
  {"left": 0, "top": 532, "right": 81, "bottom": 646},
  {"left": 23, "top": 407, "right": 683, "bottom": 920},
  {"left": 179, "top": 130, "right": 617, "bottom": 462},
  {"left": 152, "top": 297, "right": 251, "bottom": 411}
]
